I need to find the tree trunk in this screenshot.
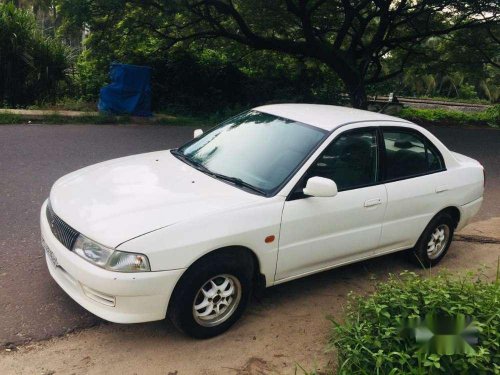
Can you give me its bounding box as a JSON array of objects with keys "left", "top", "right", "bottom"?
[{"left": 347, "top": 83, "right": 368, "bottom": 109}]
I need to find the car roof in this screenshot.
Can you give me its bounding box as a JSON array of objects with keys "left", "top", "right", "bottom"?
[{"left": 254, "top": 103, "right": 411, "bottom": 131}]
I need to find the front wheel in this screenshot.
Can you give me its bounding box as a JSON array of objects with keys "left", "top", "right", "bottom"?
[
  {"left": 168, "top": 250, "right": 253, "bottom": 338},
  {"left": 192, "top": 274, "right": 242, "bottom": 328},
  {"left": 411, "top": 212, "right": 455, "bottom": 268}
]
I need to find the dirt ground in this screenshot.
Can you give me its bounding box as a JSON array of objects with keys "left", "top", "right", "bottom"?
[{"left": 1, "top": 218, "right": 499, "bottom": 375}]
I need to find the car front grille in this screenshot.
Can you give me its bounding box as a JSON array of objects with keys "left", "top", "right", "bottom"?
[{"left": 46, "top": 202, "right": 79, "bottom": 250}]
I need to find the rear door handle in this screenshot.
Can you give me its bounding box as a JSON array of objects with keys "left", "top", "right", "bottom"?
[
  {"left": 364, "top": 198, "right": 382, "bottom": 207},
  {"left": 435, "top": 185, "right": 449, "bottom": 193}
]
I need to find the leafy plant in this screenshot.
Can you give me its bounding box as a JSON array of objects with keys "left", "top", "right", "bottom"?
[{"left": 330, "top": 271, "right": 500, "bottom": 374}]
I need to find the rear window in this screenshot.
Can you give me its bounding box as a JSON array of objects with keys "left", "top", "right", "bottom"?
[{"left": 383, "top": 130, "right": 443, "bottom": 180}]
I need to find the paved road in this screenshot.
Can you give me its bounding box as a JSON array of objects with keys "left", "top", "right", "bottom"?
[{"left": 0, "top": 124, "right": 499, "bottom": 347}]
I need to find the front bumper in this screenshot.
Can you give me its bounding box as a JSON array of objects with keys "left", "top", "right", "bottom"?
[{"left": 40, "top": 200, "right": 184, "bottom": 323}]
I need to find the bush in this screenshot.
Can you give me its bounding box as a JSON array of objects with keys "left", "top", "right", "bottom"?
[
  {"left": 458, "top": 84, "right": 480, "bottom": 100},
  {"left": 399, "top": 105, "right": 500, "bottom": 127},
  {"left": 330, "top": 271, "right": 500, "bottom": 374},
  {"left": 0, "top": 3, "right": 69, "bottom": 107}
]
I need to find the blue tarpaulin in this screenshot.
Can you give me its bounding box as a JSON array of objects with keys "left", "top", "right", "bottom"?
[{"left": 98, "top": 63, "right": 152, "bottom": 117}]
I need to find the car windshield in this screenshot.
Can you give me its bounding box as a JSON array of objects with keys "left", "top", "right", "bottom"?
[{"left": 176, "top": 111, "right": 327, "bottom": 195}]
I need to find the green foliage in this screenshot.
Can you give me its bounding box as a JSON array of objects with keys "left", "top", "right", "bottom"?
[
  {"left": 459, "top": 84, "right": 479, "bottom": 100},
  {"left": 55, "top": 0, "right": 498, "bottom": 110},
  {"left": 72, "top": 50, "right": 109, "bottom": 103},
  {"left": 383, "top": 23, "right": 500, "bottom": 104},
  {"left": 61, "top": 0, "right": 348, "bottom": 110},
  {"left": 399, "top": 106, "right": 500, "bottom": 127},
  {"left": 0, "top": 113, "right": 23, "bottom": 124},
  {"left": 73, "top": 40, "right": 344, "bottom": 114},
  {"left": 7, "top": 1, "right": 499, "bottom": 112},
  {"left": 330, "top": 271, "right": 500, "bottom": 374},
  {"left": 0, "top": 2, "right": 70, "bottom": 107}
]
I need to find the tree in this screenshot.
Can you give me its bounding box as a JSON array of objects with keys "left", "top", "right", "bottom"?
[
  {"left": 391, "top": 22, "right": 499, "bottom": 102},
  {"left": 110, "top": 0, "right": 498, "bottom": 108},
  {"left": 0, "top": 2, "right": 69, "bottom": 106}
]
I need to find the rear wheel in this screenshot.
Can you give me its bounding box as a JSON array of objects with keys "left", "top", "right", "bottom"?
[
  {"left": 411, "top": 212, "right": 455, "bottom": 268},
  {"left": 168, "top": 250, "right": 253, "bottom": 338}
]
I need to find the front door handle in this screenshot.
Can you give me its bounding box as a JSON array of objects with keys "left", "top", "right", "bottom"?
[{"left": 364, "top": 198, "right": 382, "bottom": 207}]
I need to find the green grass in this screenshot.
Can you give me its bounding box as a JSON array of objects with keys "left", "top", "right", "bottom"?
[
  {"left": 410, "top": 96, "right": 492, "bottom": 105},
  {"left": 155, "top": 104, "right": 245, "bottom": 126},
  {"left": 153, "top": 114, "right": 210, "bottom": 127},
  {"left": 0, "top": 113, "right": 129, "bottom": 124},
  {"left": 399, "top": 105, "right": 500, "bottom": 127},
  {"left": 0, "top": 112, "right": 209, "bottom": 126},
  {"left": 329, "top": 269, "right": 500, "bottom": 374},
  {"left": 0, "top": 113, "right": 23, "bottom": 124},
  {"left": 3, "top": 104, "right": 498, "bottom": 128},
  {"left": 26, "top": 98, "right": 98, "bottom": 112}
]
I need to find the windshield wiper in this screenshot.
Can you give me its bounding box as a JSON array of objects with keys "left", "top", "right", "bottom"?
[
  {"left": 171, "top": 149, "right": 266, "bottom": 196},
  {"left": 210, "top": 173, "right": 267, "bottom": 196},
  {"left": 171, "top": 149, "right": 212, "bottom": 173}
]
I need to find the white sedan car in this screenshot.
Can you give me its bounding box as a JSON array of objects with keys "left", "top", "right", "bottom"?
[{"left": 41, "top": 104, "right": 484, "bottom": 338}]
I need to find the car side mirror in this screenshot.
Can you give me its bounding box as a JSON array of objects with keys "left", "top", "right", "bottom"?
[
  {"left": 193, "top": 129, "right": 203, "bottom": 138},
  {"left": 303, "top": 177, "right": 338, "bottom": 197}
]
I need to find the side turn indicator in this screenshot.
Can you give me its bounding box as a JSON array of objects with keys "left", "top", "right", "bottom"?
[{"left": 265, "top": 235, "right": 275, "bottom": 243}]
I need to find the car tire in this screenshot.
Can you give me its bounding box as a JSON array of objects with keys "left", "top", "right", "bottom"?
[
  {"left": 168, "top": 249, "right": 254, "bottom": 339},
  {"left": 410, "top": 212, "right": 455, "bottom": 268}
]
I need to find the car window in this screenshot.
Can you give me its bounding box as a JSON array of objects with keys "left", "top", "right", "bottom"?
[
  {"left": 382, "top": 129, "right": 443, "bottom": 180},
  {"left": 307, "top": 129, "right": 378, "bottom": 191}
]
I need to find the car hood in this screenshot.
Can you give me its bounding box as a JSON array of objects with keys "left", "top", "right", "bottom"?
[{"left": 49, "top": 150, "right": 264, "bottom": 247}]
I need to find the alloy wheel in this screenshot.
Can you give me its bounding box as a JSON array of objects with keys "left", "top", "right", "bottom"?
[
  {"left": 192, "top": 274, "right": 242, "bottom": 327},
  {"left": 427, "top": 224, "right": 450, "bottom": 260}
]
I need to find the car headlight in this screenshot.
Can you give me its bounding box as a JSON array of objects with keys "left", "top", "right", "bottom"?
[{"left": 72, "top": 234, "right": 150, "bottom": 272}]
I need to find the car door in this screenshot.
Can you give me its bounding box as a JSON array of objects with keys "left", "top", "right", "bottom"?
[
  {"left": 376, "top": 127, "right": 447, "bottom": 254},
  {"left": 275, "top": 127, "right": 387, "bottom": 281}
]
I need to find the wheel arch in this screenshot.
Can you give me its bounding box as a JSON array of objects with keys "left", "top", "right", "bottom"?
[
  {"left": 438, "top": 206, "right": 461, "bottom": 228},
  {"left": 167, "top": 245, "right": 264, "bottom": 314}
]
